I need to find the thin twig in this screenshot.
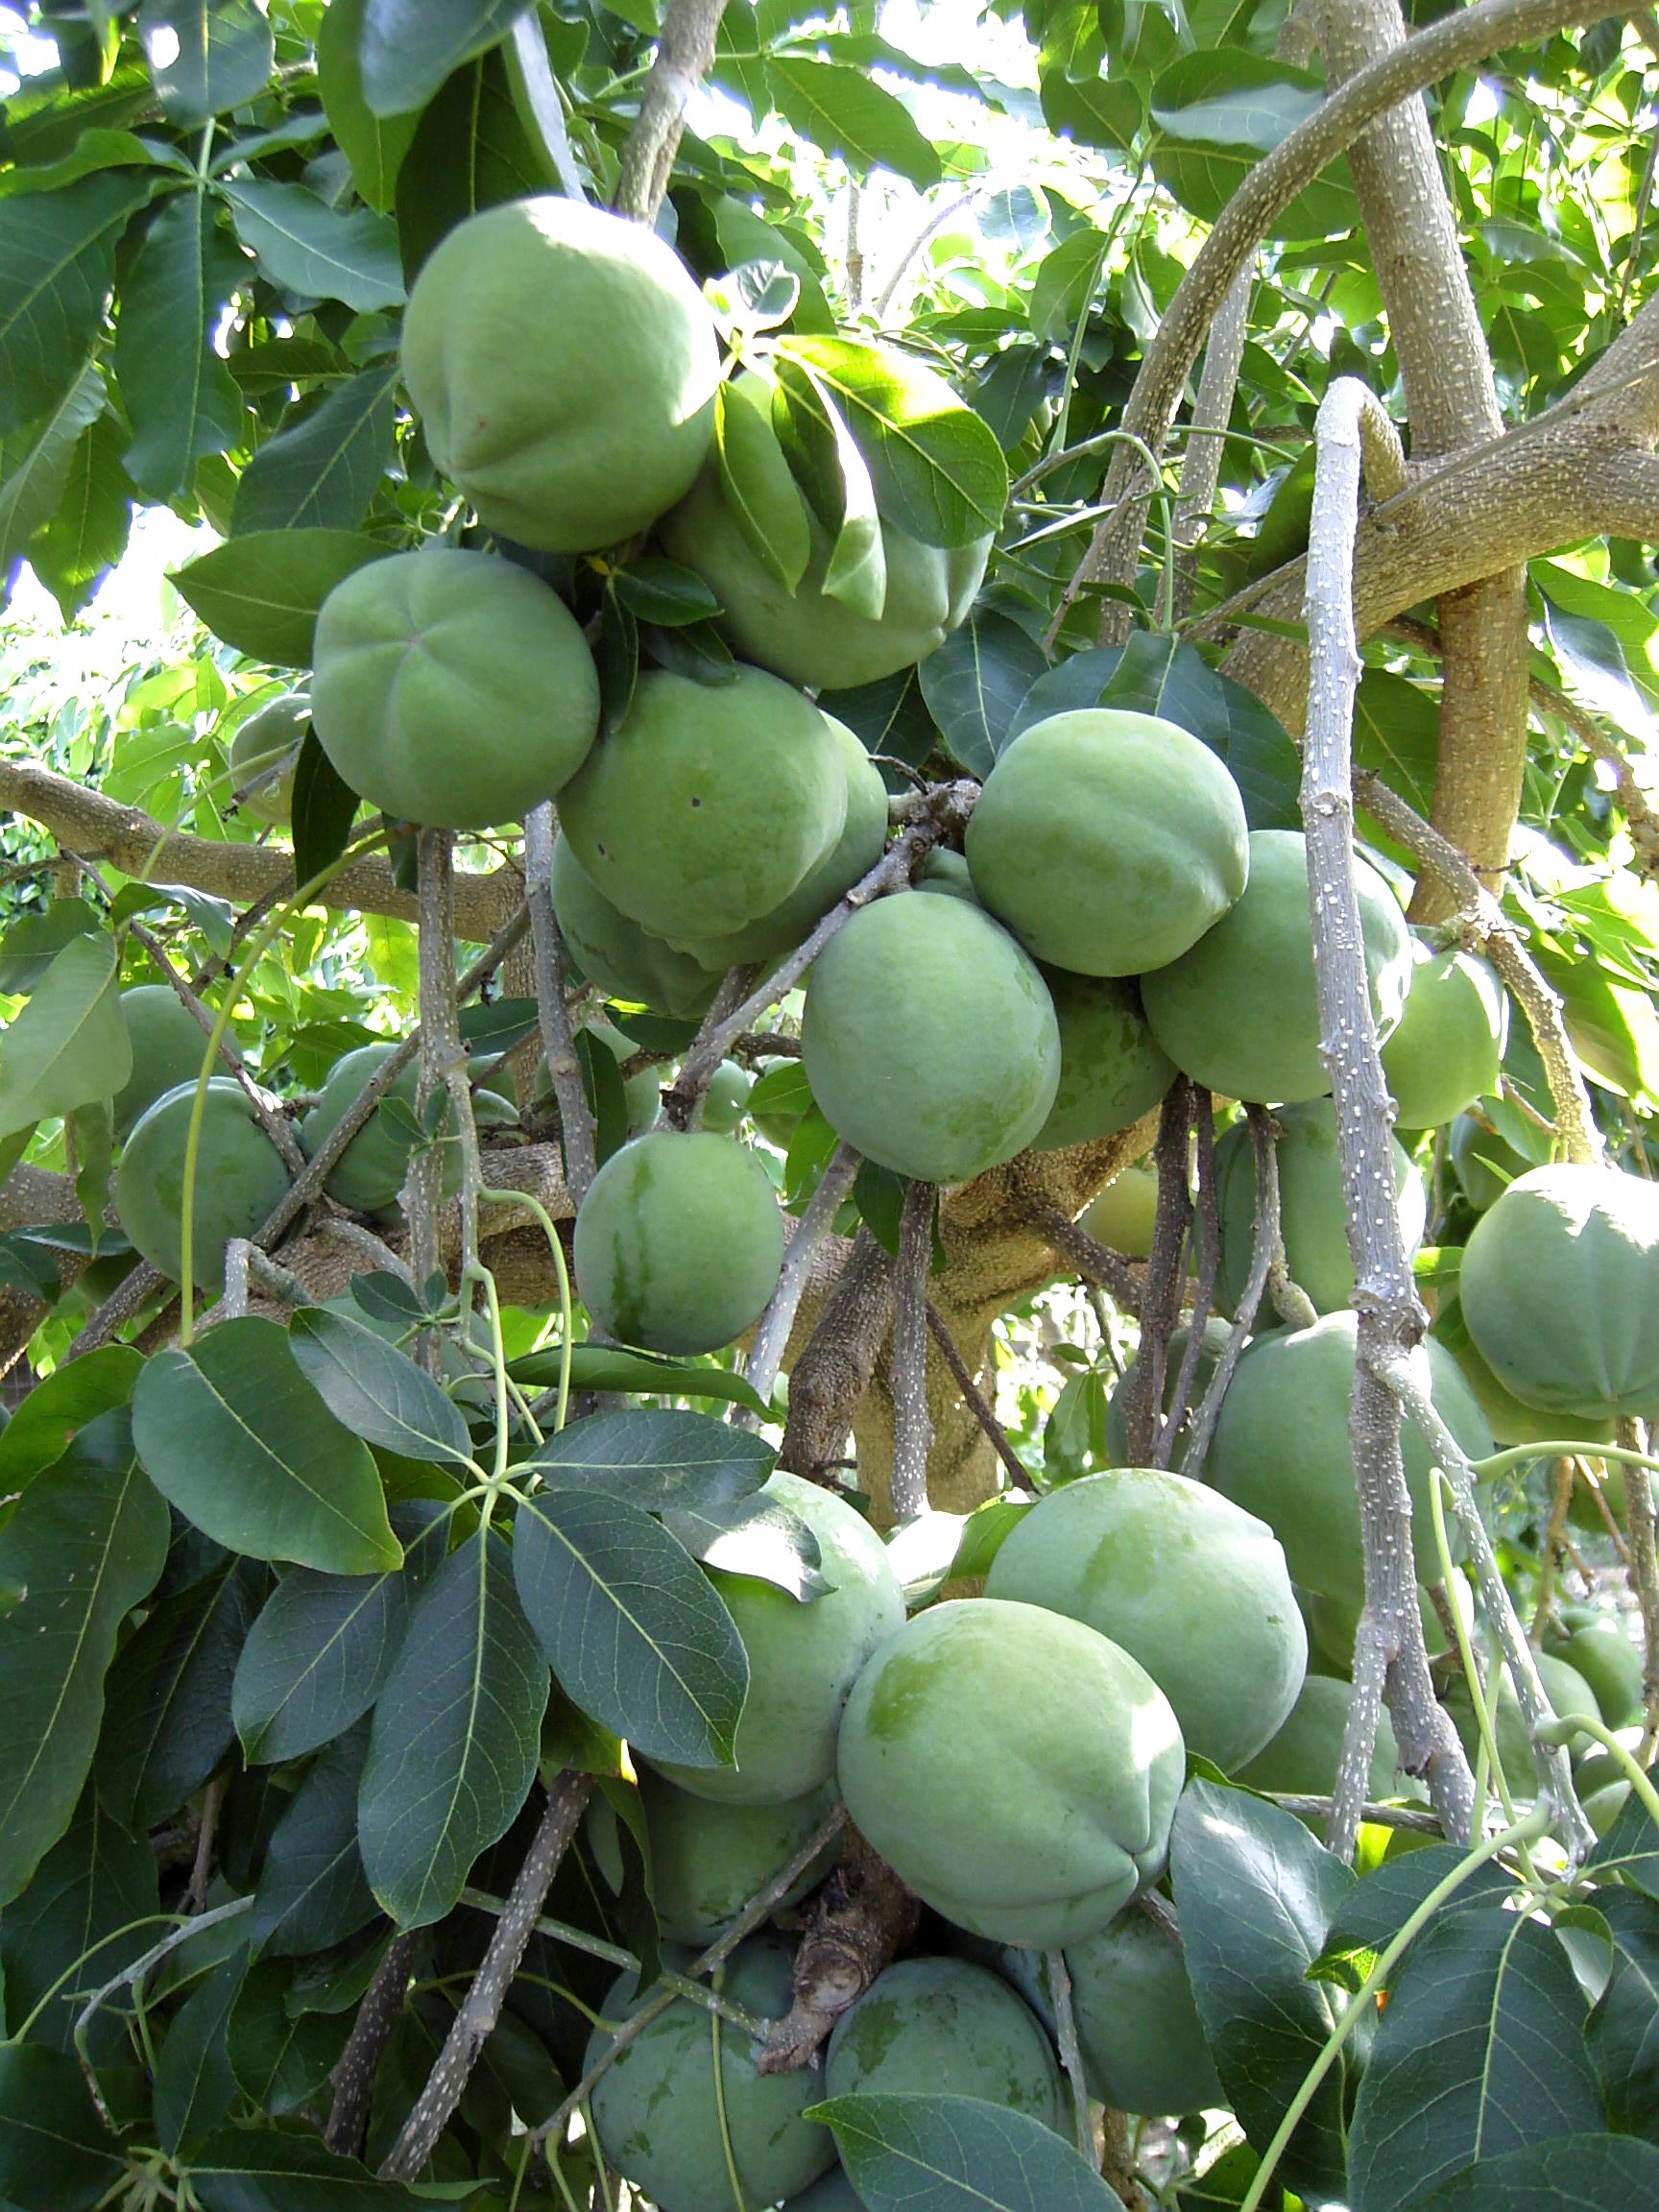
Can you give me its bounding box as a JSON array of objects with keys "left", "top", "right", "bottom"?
[
  {"left": 612, "top": 0, "right": 731, "bottom": 222},
  {"left": 1157, "top": 1092, "right": 1218, "bottom": 1468},
  {"left": 1046, "top": 1950, "right": 1097, "bottom": 2167},
  {"left": 738, "top": 1140, "right": 862, "bottom": 1420},
  {"left": 1120, "top": 1085, "right": 1193, "bottom": 1467},
  {"left": 325, "top": 1932, "right": 418, "bottom": 2157},
  {"left": 129, "top": 920, "right": 305, "bottom": 1173},
  {"left": 926, "top": 1301, "right": 1028, "bottom": 1488},
  {"left": 1181, "top": 1107, "right": 1281, "bottom": 1477},
  {"left": 524, "top": 807, "right": 597, "bottom": 1202}
]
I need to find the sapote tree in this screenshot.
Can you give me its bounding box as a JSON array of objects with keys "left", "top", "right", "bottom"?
[{"left": 0, "top": 3, "right": 1658, "bottom": 2210}]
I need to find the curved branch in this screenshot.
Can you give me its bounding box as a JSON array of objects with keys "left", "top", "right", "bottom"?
[{"left": 613, "top": 0, "right": 730, "bottom": 223}]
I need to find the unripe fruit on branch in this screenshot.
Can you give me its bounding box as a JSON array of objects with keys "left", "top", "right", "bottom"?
[
  {"left": 824, "top": 1957, "right": 1064, "bottom": 2128},
  {"left": 228, "top": 692, "right": 309, "bottom": 827},
  {"left": 550, "top": 839, "right": 722, "bottom": 1022},
  {"left": 401, "top": 196, "right": 720, "bottom": 554},
  {"left": 587, "top": 1769, "right": 837, "bottom": 1944},
  {"left": 1382, "top": 942, "right": 1507, "bottom": 1130},
  {"left": 1030, "top": 972, "right": 1176, "bottom": 1152},
  {"left": 112, "top": 985, "right": 231, "bottom": 1141},
  {"left": 116, "top": 1078, "right": 291, "bottom": 1289}
]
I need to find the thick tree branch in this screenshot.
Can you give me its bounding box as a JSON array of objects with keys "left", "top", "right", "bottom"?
[
  {"left": 888, "top": 1180, "right": 935, "bottom": 1520},
  {"left": 613, "top": 0, "right": 730, "bottom": 223},
  {"left": 325, "top": 1934, "right": 417, "bottom": 2157},
  {"left": 755, "top": 1829, "right": 919, "bottom": 2074}
]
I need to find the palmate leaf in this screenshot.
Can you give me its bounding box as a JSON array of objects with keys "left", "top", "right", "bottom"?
[
  {"left": 514, "top": 1485, "right": 749, "bottom": 1767},
  {"left": 154, "top": 1949, "right": 244, "bottom": 2156},
  {"left": 773, "top": 353, "right": 886, "bottom": 619},
  {"left": 357, "top": 1529, "right": 548, "bottom": 1928},
  {"left": 29, "top": 405, "right": 134, "bottom": 618},
  {"left": 1584, "top": 1887, "right": 1659, "bottom": 2142},
  {"left": 762, "top": 57, "right": 942, "bottom": 191},
  {"left": 0, "top": 172, "right": 152, "bottom": 438},
  {"left": 813, "top": 2091, "right": 1127, "bottom": 2210},
  {"left": 114, "top": 189, "right": 245, "bottom": 499},
  {"left": 137, "top": 0, "right": 276, "bottom": 130},
  {"left": 0, "top": 1342, "right": 142, "bottom": 1490},
  {"left": 0, "top": 1409, "right": 169, "bottom": 1907}
]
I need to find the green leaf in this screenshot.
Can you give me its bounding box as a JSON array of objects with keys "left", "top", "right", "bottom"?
[
  {"left": 0, "top": 356, "right": 108, "bottom": 563},
  {"left": 232, "top": 361, "right": 399, "bottom": 535},
  {"left": 358, "top": 0, "right": 537, "bottom": 117},
  {"left": 659, "top": 1489, "right": 829, "bottom": 1601},
  {"left": 1029, "top": 228, "right": 1108, "bottom": 346},
  {"left": 1169, "top": 1780, "right": 1357, "bottom": 2202},
  {"left": 171, "top": 527, "right": 392, "bottom": 664},
  {"left": 393, "top": 47, "right": 550, "bottom": 277},
  {"left": 219, "top": 180, "right": 405, "bottom": 313},
  {"left": 1532, "top": 939, "right": 1659, "bottom": 1100},
  {"left": 0, "top": 1410, "right": 169, "bottom": 1906},
  {"left": 251, "top": 1720, "right": 381, "bottom": 1957},
  {"left": 132, "top": 1316, "right": 403, "bottom": 1574},
  {"left": 0, "top": 897, "right": 102, "bottom": 993},
  {"left": 228, "top": 1959, "right": 349, "bottom": 2116},
  {"left": 0, "top": 173, "right": 151, "bottom": 439},
  {"left": 357, "top": 1529, "right": 548, "bottom": 1928},
  {"left": 291, "top": 730, "right": 362, "bottom": 885},
  {"left": 519, "top": 1407, "right": 775, "bottom": 1513},
  {"left": 1347, "top": 1910, "right": 1601, "bottom": 2212},
  {"left": 1098, "top": 628, "right": 1228, "bottom": 730},
  {"left": 1353, "top": 666, "right": 1439, "bottom": 820},
  {"left": 102, "top": 1556, "right": 264, "bottom": 1828},
  {"left": 779, "top": 334, "right": 1009, "bottom": 549},
  {"left": 28, "top": 405, "right": 133, "bottom": 618},
  {"left": 1590, "top": 1786, "right": 1659, "bottom": 1898},
  {"left": 818, "top": 665, "right": 937, "bottom": 780},
  {"left": 1402, "top": 2134, "right": 1659, "bottom": 2211},
  {"left": 811, "top": 2090, "right": 1127, "bottom": 2209},
  {"left": 506, "top": 1343, "right": 773, "bottom": 1417},
  {"left": 155, "top": 1950, "right": 244, "bottom": 2155},
  {"left": 1214, "top": 673, "right": 1305, "bottom": 832},
  {"left": 0, "top": 128, "right": 176, "bottom": 200},
  {"left": 0, "top": 1791, "right": 159, "bottom": 2056},
  {"left": 764, "top": 57, "right": 942, "bottom": 189},
  {"left": 1148, "top": 54, "right": 1358, "bottom": 240},
  {"left": 114, "top": 190, "right": 246, "bottom": 499},
  {"left": 772, "top": 355, "right": 886, "bottom": 619},
  {"left": 315, "top": 0, "right": 421, "bottom": 212},
  {"left": 232, "top": 1505, "right": 444, "bottom": 1766},
  {"left": 185, "top": 2121, "right": 433, "bottom": 2206},
  {"left": 1538, "top": 587, "right": 1659, "bottom": 751},
  {"left": 1316, "top": 1844, "right": 1518, "bottom": 1962},
  {"left": 0, "top": 928, "right": 129, "bottom": 1138},
  {"left": 0, "top": 2043, "right": 125, "bottom": 2212},
  {"left": 513, "top": 1485, "right": 749, "bottom": 1767},
  {"left": 137, "top": 0, "right": 275, "bottom": 129},
  {"left": 712, "top": 374, "right": 812, "bottom": 594},
  {"left": 289, "top": 1305, "right": 474, "bottom": 1468},
  {"left": 612, "top": 555, "right": 725, "bottom": 628},
  {"left": 0, "top": 1330, "right": 138, "bottom": 1485},
  {"left": 1585, "top": 1887, "right": 1659, "bottom": 2141},
  {"left": 917, "top": 609, "right": 1047, "bottom": 778}
]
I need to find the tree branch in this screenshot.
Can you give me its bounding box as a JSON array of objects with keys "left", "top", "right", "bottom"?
[
  {"left": 739, "top": 1141, "right": 862, "bottom": 1418},
  {"left": 888, "top": 1180, "right": 935, "bottom": 1521},
  {"left": 325, "top": 1933, "right": 417, "bottom": 2157},
  {"left": 524, "top": 806, "right": 596, "bottom": 1202},
  {"left": 612, "top": 0, "right": 730, "bottom": 223}
]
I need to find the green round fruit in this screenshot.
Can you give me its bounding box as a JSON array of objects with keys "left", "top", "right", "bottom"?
[
  {"left": 1213, "top": 1098, "right": 1426, "bottom": 1316},
  {"left": 1100, "top": 1316, "right": 1232, "bottom": 1469},
  {"left": 1236, "top": 1675, "right": 1401, "bottom": 1801},
  {"left": 585, "top": 1932, "right": 837, "bottom": 2212},
  {"left": 701, "top": 1060, "right": 752, "bottom": 1135},
  {"left": 1460, "top": 1165, "right": 1659, "bottom": 1422},
  {"left": 654, "top": 1471, "right": 904, "bottom": 1804},
  {"left": 550, "top": 838, "right": 721, "bottom": 1020},
  {"left": 917, "top": 848, "right": 977, "bottom": 901},
  {"left": 401, "top": 196, "right": 720, "bottom": 553},
  {"left": 783, "top": 2175, "right": 864, "bottom": 2211},
  {"left": 311, "top": 548, "right": 600, "bottom": 830},
  {"left": 1031, "top": 974, "right": 1175, "bottom": 1151},
  {"left": 558, "top": 666, "right": 848, "bottom": 941},
  {"left": 1448, "top": 1113, "right": 1529, "bottom": 1211},
  {"left": 837, "top": 1598, "right": 1186, "bottom": 1948},
  {"left": 116, "top": 1078, "right": 293, "bottom": 1289},
  {"left": 1304, "top": 1578, "right": 1466, "bottom": 1678},
  {"left": 672, "top": 717, "right": 889, "bottom": 967},
  {"left": 589, "top": 1771, "right": 837, "bottom": 1944},
  {"left": 1444, "top": 1652, "right": 1600, "bottom": 1796},
  {"left": 1079, "top": 1162, "right": 1159, "bottom": 1258},
  {"left": 985, "top": 1466, "right": 1306, "bottom": 1772},
  {"left": 825, "top": 1957, "right": 1063, "bottom": 2128},
  {"left": 1140, "top": 830, "right": 1412, "bottom": 1104},
  {"left": 1066, "top": 1907, "right": 1225, "bottom": 2117},
  {"left": 573, "top": 1131, "right": 783, "bottom": 1356},
  {"left": 1547, "top": 1623, "right": 1645, "bottom": 1728},
  {"left": 661, "top": 373, "right": 991, "bottom": 690},
  {"left": 1382, "top": 944, "right": 1507, "bottom": 1130},
  {"left": 1441, "top": 1310, "right": 1616, "bottom": 1452},
  {"left": 228, "top": 692, "right": 309, "bottom": 826},
  {"left": 300, "top": 1043, "right": 426, "bottom": 1214},
  {"left": 801, "top": 893, "right": 1060, "bottom": 1184},
  {"left": 964, "top": 709, "right": 1250, "bottom": 978},
  {"left": 112, "top": 984, "right": 225, "bottom": 1141},
  {"left": 1204, "top": 1312, "right": 1494, "bottom": 1606}
]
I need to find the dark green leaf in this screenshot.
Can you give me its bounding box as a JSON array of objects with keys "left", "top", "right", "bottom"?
[
  {"left": 818, "top": 664, "right": 938, "bottom": 780},
  {"left": 228, "top": 1958, "right": 349, "bottom": 2114},
  {"left": 0, "top": 357, "right": 108, "bottom": 563},
  {"left": 1402, "top": 2133, "right": 1659, "bottom": 2211},
  {"left": 659, "top": 1490, "right": 830, "bottom": 1601},
  {"left": 1169, "top": 1779, "right": 1357, "bottom": 2201},
  {"left": 155, "top": 1950, "right": 244, "bottom": 2155},
  {"left": 1214, "top": 673, "right": 1304, "bottom": 831},
  {"left": 251, "top": 1720, "right": 381, "bottom": 1957},
  {"left": 1148, "top": 54, "right": 1358, "bottom": 240},
  {"left": 171, "top": 527, "right": 392, "bottom": 664},
  {"left": 0, "top": 930, "right": 130, "bottom": 1138},
  {"left": 291, "top": 730, "right": 361, "bottom": 884},
  {"left": 519, "top": 1407, "right": 774, "bottom": 1512},
  {"left": 1586, "top": 1887, "right": 1659, "bottom": 2141},
  {"left": 185, "top": 2121, "right": 432, "bottom": 2206},
  {"left": 115, "top": 191, "right": 245, "bottom": 498},
  {"left": 918, "top": 609, "right": 1047, "bottom": 777},
  {"left": 1029, "top": 228, "right": 1108, "bottom": 345},
  {"left": 133, "top": 1317, "right": 403, "bottom": 1574},
  {"left": 780, "top": 334, "right": 1009, "bottom": 548},
  {"left": 1005, "top": 646, "right": 1124, "bottom": 744},
  {"left": 0, "top": 1347, "right": 143, "bottom": 1489},
  {"left": 358, "top": 0, "right": 536, "bottom": 116},
  {"left": 219, "top": 180, "right": 405, "bottom": 312},
  {"left": 1354, "top": 667, "right": 1439, "bottom": 820},
  {"left": 315, "top": 0, "right": 421, "bottom": 211},
  {"left": 611, "top": 555, "right": 725, "bottom": 628},
  {"left": 357, "top": 1529, "right": 548, "bottom": 1928},
  {"left": 812, "top": 2090, "right": 1127, "bottom": 2209},
  {"left": 102, "top": 1556, "right": 263, "bottom": 1828},
  {"left": 1347, "top": 1910, "right": 1601, "bottom": 2212},
  {"left": 231, "top": 1503, "right": 445, "bottom": 1764},
  {"left": 514, "top": 1485, "right": 748, "bottom": 1767},
  {"left": 290, "top": 1305, "right": 474, "bottom": 1468},
  {"left": 0, "top": 1409, "right": 169, "bottom": 1905},
  {"left": 0, "top": 2043, "right": 124, "bottom": 2212},
  {"left": 1590, "top": 1785, "right": 1659, "bottom": 1897},
  {"left": 507, "top": 1343, "right": 772, "bottom": 1417},
  {"left": 0, "top": 1791, "right": 159, "bottom": 2056},
  {"left": 640, "top": 614, "right": 739, "bottom": 684},
  {"left": 137, "top": 0, "right": 275, "bottom": 129},
  {"left": 0, "top": 899, "right": 102, "bottom": 993},
  {"left": 232, "top": 360, "right": 397, "bottom": 536},
  {"left": 1316, "top": 1845, "right": 1519, "bottom": 1963},
  {"left": 764, "top": 58, "right": 942, "bottom": 189},
  {"left": 393, "top": 47, "right": 550, "bottom": 277},
  {"left": 28, "top": 405, "right": 133, "bottom": 618},
  {"left": 0, "top": 174, "right": 150, "bottom": 438},
  {"left": 1097, "top": 629, "right": 1228, "bottom": 732},
  {"left": 712, "top": 373, "right": 815, "bottom": 595},
  {"left": 1538, "top": 587, "right": 1659, "bottom": 753}
]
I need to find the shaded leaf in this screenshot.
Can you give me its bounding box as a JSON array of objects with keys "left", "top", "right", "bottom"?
[
  {"left": 1353, "top": 667, "right": 1438, "bottom": 820},
  {"left": 133, "top": 1316, "right": 402, "bottom": 1574},
  {"left": 171, "top": 527, "right": 392, "bottom": 663},
  {"left": 251, "top": 1720, "right": 381, "bottom": 1957},
  {"left": 186, "top": 2121, "right": 431, "bottom": 2206},
  {"left": 0, "top": 2043, "right": 124, "bottom": 2211},
  {"left": 1586, "top": 1887, "right": 1659, "bottom": 2142},
  {"left": 315, "top": 0, "right": 421, "bottom": 212},
  {"left": 0, "top": 898, "right": 103, "bottom": 993},
  {"left": 918, "top": 609, "right": 1046, "bottom": 778},
  {"left": 115, "top": 189, "right": 245, "bottom": 497},
  {"left": 357, "top": 1529, "right": 548, "bottom": 1928},
  {"left": 612, "top": 555, "right": 725, "bottom": 628},
  {"left": 520, "top": 1407, "right": 774, "bottom": 1512},
  {"left": 358, "top": 0, "right": 536, "bottom": 117},
  {"left": 155, "top": 1949, "right": 244, "bottom": 2155},
  {"left": 0, "top": 173, "right": 150, "bottom": 438},
  {"left": 232, "top": 360, "right": 399, "bottom": 535},
  {"left": 1148, "top": 53, "right": 1358, "bottom": 240},
  {"left": 1005, "top": 646, "right": 1124, "bottom": 744},
  {"left": 1403, "top": 2133, "right": 1659, "bottom": 2210},
  {"left": 138, "top": 0, "right": 275, "bottom": 129},
  {"left": 507, "top": 1342, "right": 772, "bottom": 1417},
  {"left": 1316, "top": 1844, "right": 1519, "bottom": 1963},
  {"left": 393, "top": 46, "right": 549, "bottom": 276},
  {"left": 660, "top": 1490, "right": 830, "bottom": 1600},
  {"left": 290, "top": 1305, "right": 474, "bottom": 1468},
  {"left": 1589, "top": 1785, "right": 1659, "bottom": 1898},
  {"left": 0, "top": 1790, "right": 159, "bottom": 2056},
  {"left": 220, "top": 180, "right": 405, "bottom": 312},
  {"left": 102, "top": 1556, "right": 264, "bottom": 1829},
  {"left": 0, "top": 1343, "right": 141, "bottom": 1489},
  {"left": 813, "top": 2090, "right": 1126, "bottom": 2209},
  {"left": 0, "top": 929, "right": 130, "bottom": 1138},
  {"left": 291, "top": 731, "right": 362, "bottom": 885},
  {"left": 228, "top": 1957, "right": 349, "bottom": 2114},
  {"left": 0, "top": 1409, "right": 169, "bottom": 1905},
  {"left": 773, "top": 353, "right": 885, "bottom": 619},
  {"left": 0, "top": 356, "right": 108, "bottom": 563},
  {"left": 28, "top": 404, "right": 133, "bottom": 617},
  {"left": 514, "top": 1485, "right": 748, "bottom": 1767}
]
